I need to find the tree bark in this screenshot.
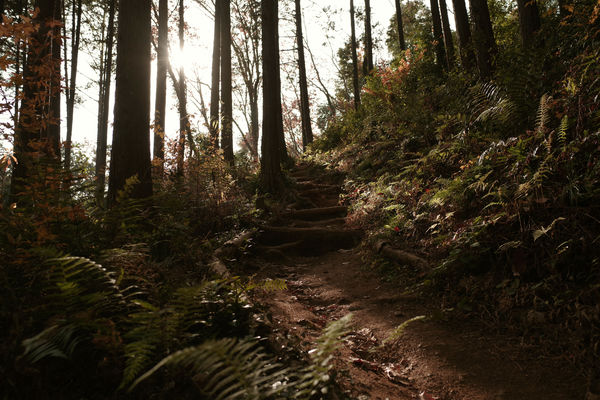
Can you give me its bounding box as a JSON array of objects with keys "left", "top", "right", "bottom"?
[
  {"left": 469, "top": 0, "right": 497, "bottom": 79},
  {"left": 48, "top": 0, "right": 61, "bottom": 157},
  {"left": 259, "top": 0, "right": 283, "bottom": 192},
  {"left": 350, "top": 0, "right": 360, "bottom": 110},
  {"left": 209, "top": 0, "right": 222, "bottom": 147},
  {"left": 363, "top": 0, "right": 374, "bottom": 73},
  {"left": 516, "top": 0, "right": 541, "bottom": 47},
  {"left": 295, "top": 0, "right": 312, "bottom": 150},
  {"left": 108, "top": 0, "right": 152, "bottom": 204},
  {"left": 451, "top": 0, "right": 475, "bottom": 70},
  {"left": 175, "top": 0, "right": 194, "bottom": 174},
  {"left": 95, "top": 0, "right": 115, "bottom": 205},
  {"left": 153, "top": 0, "right": 168, "bottom": 172},
  {"left": 65, "top": 0, "right": 82, "bottom": 173},
  {"left": 221, "top": 0, "right": 234, "bottom": 164},
  {"left": 274, "top": 4, "right": 288, "bottom": 165},
  {"left": 430, "top": 0, "right": 447, "bottom": 71},
  {"left": 395, "top": 0, "right": 406, "bottom": 51},
  {"left": 11, "top": 0, "right": 62, "bottom": 201},
  {"left": 438, "top": 0, "right": 455, "bottom": 69}
]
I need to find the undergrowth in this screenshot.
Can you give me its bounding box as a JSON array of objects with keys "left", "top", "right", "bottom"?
[{"left": 311, "top": 0, "right": 600, "bottom": 375}]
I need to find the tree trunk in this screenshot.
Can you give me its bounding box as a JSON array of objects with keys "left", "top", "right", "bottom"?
[
  {"left": 108, "top": 0, "right": 152, "bottom": 204},
  {"left": 451, "top": 0, "right": 475, "bottom": 70},
  {"left": 439, "top": 0, "right": 455, "bottom": 69},
  {"left": 209, "top": 0, "right": 222, "bottom": 147},
  {"left": 469, "top": 0, "right": 496, "bottom": 79},
  {"left": 65, "top": 0, "right": 82, "bottom": 173},
  {"left": 221, "top": 0, "right": 234, "bottom": 164},
  {"left": 259, "top": 0, "right": 283, "bottom": 192},
  {"left": 11, "top": 0, "right": 62, "bottom": 201},
  {"left": 175, "top": 0, "right": 194, "bottom": 174},
  {"left": 516, "top": 0, "right": 541, "bottom": 47},
  {"left": 395, "top": 0, "right": 406, "bottom": 51},
  {"left": 350, "top": 0, "right": 360, "bottom": 110},
  {"left": 153, "top": 0, "right": 168, "bottom": 173},
  {"left": 363, "top": 0, "right": 374, "bottom": 73},
  {"left": 249, "top": 83, "right": 259, "bottom": 160},
  {"left": 95, "top": 0, "right": 115, "bottom": 205},
  {"left": 295, "top": 0, "right": 312, "bottom": 150},
  {"left": 48, "top": 0, "right": 61, "bottom": 157},
  {"left": 430, "top": 0, "right": 447, "bottom": 71},
  {"left": 274, "top": 4, "right": 288, "bottom": 165}
]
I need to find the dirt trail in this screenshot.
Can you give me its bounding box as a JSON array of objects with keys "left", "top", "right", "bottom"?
[{"left": 253, "top": 164, "right": 584, "bottom": 400}]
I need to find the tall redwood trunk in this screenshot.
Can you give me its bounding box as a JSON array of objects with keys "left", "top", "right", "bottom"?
[
  {"left": 439, "top": 0, "right": 455, "bottom": 69},
  {"left": 395, "top": 0, "right": 406, "bottom": 51},
  {"left": 295, "top": 0, "right": 312, "bottom": 150},
  {"left": 209, "top": 0, "right": 221, "bottom": 147},
  {"left": 65, "top": 0, "right": 82, "bottom": 173},
  {"left": 452, "top": 0, "right": 475, "bottom": 70},
  {"left": 153, "top": 0, "right": 168, "bottom": 172},
  {"left": 364, "top": 0, "right": 374, "bottom": 73},
  {"left": 221, "top": 0, "right": 234, "bottom": 164},
  {"left": 430, "top": 0, "right": 447, "bottom": 71},
  {"left": 516, "top": 0, "right": 541, "bottom": 47},
  {"left": 470, "top": 0, "right": 497, "bottom": 79},
  {"left": 350, "top": 0, "right": 360, "bottom": 110},
  {"left": 108, "top": 0, "right": 152, "bottom": 204},
  {"left": 11, "top": 0, "right": 62, "bottom": 201},
  {"left": 259, "top": 0, "right": 283, "bottom": 192},
  {"left": 95, "top": 0, "right": 115, "bottom": 204}
]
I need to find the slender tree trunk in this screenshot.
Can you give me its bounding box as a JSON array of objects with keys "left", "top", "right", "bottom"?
[
  {"left": 249, "top": 86, "right": 259, "bottom": 160},
  {"left": 11, "top": 0, "right": 61, "bottom": 201},
  {"left": 350, "top": 0, "right": 360, "bottom": 110},
  {"left": 48, "top": 0, "right": 61, "bottom": 157},
  {"left": 276, "top": 22, "right": 288, "bottom": 166},
  {"left": 470, "top": 0, "right": 496, "bottom": 79},
  {"left": 176, "top": 0, "right": 192, "bottom": 174},
  {"left": 259, "top": 0, "right": 283, "bottom": 192},
  {"left": 395, "top": 0, "right": 406, "bottom": 51},
  {"left": 516, "top": 0, "right": 541, "bottom": 47},
  {"left": 65, "top": 0, "right": 81, "bottom": 173},
  {"left": 108, "top": 0, "right": 152, "bottom": 204},
  {"left": 95, "top": 0, "right": 115, "bottom": 205},
  {"left": 430, "top": 0, "right": 447, "bottom": 71},
  {"left": 221, "top": 0, "right": 234, "bottom": 164},
  {"left": 439, "top": 0, "right": 455, "bottom": 69},
  {"left": 209, "top": 0, "right": 221, "bottom": 147},
  {"left": 153, "top": 0, "right": 168, "bottom": 173},
  {"left": 295, "top": 0, "right": 312, "bottom": 150},
  {"left": 451, "top": 0, "right": 475, "bottom": 70},
  {"left": 363, "top": 0, "right": 374, "bottom": 73}
]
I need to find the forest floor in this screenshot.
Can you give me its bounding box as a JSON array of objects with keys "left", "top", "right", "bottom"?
[{"left": 246, "top": 163, "right": 585, "bottom": 400}]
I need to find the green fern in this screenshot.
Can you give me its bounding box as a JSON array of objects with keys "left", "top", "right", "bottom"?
[
  {"left": 557, "top": 115, "right": 569, "bottom": 147},
  {"left": 294, "top": 313, "right": 352, "bottom": 398},
  {"left": 535, "top": 94, "right": 552, "bottom": 136},
  {"left": 129, "top": 338, "right": 289, "bottom": 399},
  {"left": 22, "top": 324, "right": 82, "bottom": 363},
  {"left": 21, "top": 254, "right": 142, "bottom": 366}
]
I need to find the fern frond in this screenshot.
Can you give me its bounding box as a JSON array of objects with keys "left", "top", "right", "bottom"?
[
  {"left": 557, "top": 115, "right": 569, "bottom": 146},
  {"left": 22, "top": 324, "right": 82, "bottom": 363},
  {"left": 294, "top": 314, "right": 352, "bottom": 398},
  {"left": 470, "top": 82, "right": 515, "bottom": 126},
  {"left": 129, "top": 338, "right": 289, "bottom": 399},
  {"left": 535, "top": 94, "right": 552, "bottom": 135}
]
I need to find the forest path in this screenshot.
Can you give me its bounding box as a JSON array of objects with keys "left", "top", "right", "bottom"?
[{"left": 252, "top": 163, "right": 583, "bottom": 400}]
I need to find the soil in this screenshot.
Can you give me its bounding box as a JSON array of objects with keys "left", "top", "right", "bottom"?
[{"left": 251, "top": 164, "right": 585, "bottom": 400}]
